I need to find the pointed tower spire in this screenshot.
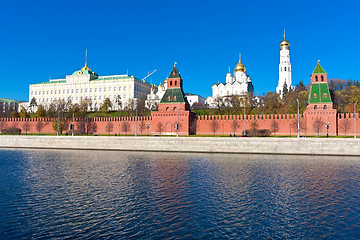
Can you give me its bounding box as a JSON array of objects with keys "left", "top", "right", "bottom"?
[{"left": 85, "top": 49, "right": 88, "bottom": 67}]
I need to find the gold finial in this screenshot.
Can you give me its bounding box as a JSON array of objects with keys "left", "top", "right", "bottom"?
[
  {"left": 174, "top": 62, "right": 177, "bottom": 67},
  {"left": 318, "top": 60, "right": 320, "bottom": 63},
  {"left": 284, "top": 28, "right": 286, "bottom": 40}
]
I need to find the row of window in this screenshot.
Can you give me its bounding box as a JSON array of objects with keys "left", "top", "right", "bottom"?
[
  {"left": 315, "top": 76, "right": 324, "bottom": 82},
  {"left": 314, "top": 105, "right": 328, "bottom": 110},
  {"left": 280, "top": 66, "right": 291, "bottom": 72},
  {"left": 36, "top": 94, "right": 128, "bottom": 103},
  {"left": 32, "top": 86, "right": 132, "bottom": 96}
]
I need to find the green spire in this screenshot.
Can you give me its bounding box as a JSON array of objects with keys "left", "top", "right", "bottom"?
[
  {"left": 168, "top": 62, "right": 181, "bottom": 78},
  {"left": 313, "top": 60, "right": 326, "bottom": 74}
]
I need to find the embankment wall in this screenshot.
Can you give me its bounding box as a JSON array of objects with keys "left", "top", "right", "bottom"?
[{"left": 0, "top": 135, "right": 360, "bottom": 156}]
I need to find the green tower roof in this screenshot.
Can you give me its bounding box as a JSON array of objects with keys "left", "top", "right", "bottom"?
[
  {"left": 313, "top": 62, "right": 326, "bottom": 74},
  {"left": 168, "top": 64, "right": 181, "bottom": 78},
  {"left": 160, "top": 88, "right": 187, "bottom": 104},
  {"left": 309, "top": 83, "right": 332, "bottom": 104}
]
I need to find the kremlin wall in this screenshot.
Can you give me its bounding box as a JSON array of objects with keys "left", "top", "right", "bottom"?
[{"left": 1, "top": 63, "right": 360, "bottom": 137}]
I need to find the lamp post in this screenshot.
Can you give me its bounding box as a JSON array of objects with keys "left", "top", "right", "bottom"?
[
  {"left": 355, "top": 101, "right": 357, "bottom": 139},
  {"left": 72, "top": 107, "right": 74, "bottom": 137},
  {"left": 135, "top": 108, "right": 138, "bottom": 137},
  {"left": 243, "top": 102, "right": 246, "bottom": 136},
  {"left": 176, "top": 102, "right": 180, "bottom": 137},
  {"left": 325, "top": 122, "right": 330, "bottom": 138},
  {"left": 296, "top": 98, "right": 300, "bottom": 138},
  {"left": 146, "top": 123, "right": 150, "bottom": 136},
  {"left": 290, "top": 123, "right": 292, "bottom": 137},
  {"left": 57, "top": 110, "right": 59, "bottom": 136}
]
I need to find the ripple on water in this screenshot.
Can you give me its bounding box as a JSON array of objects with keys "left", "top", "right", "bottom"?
[{"left": 0, "top": 150, "right": 360, "bottom": 239}]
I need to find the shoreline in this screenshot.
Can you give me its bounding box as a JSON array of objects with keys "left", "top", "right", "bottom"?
[{"left": 0, "top": 135, "right": 360, "bottom": 156}]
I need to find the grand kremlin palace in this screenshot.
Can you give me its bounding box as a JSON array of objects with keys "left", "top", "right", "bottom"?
[{"left": 29, "top": 63, "right": 152, "bottom": 111}]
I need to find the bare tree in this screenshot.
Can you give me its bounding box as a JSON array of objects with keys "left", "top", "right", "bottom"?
[
  {"left": 52, "top": 118, "right": 69, "bottom": 135},
  {"left": 190, "top": 119, "right": 198, "bottom": 135},
  {"left": 213, "top": 96, "right": 224, "bottom": 114},
  {"left": 339, "top": 118, "right": 351, "bottom": 136},
  {"left": 22, "top": 121, "right": 31, "bottom": 135},
  {"left": 139, "top": 121, "right": 146, "bottom": 135},
  {"left": 36, "top": 119, "right": 44, "bottom": 134},
  {"left": 291, "top": 118, "right": 306, "bottom": 134},
  {"left": 250, "top": 120, "right": 259, "bottom": 136},
  {"left": 86, "top": 120, "right": 97, "bottom": 135},
  {"left": 270, "top": 119, "right": 279, "bottom": 136},
  {"left": 0, "top": 120, "right": 7, "bottom": 131},
  {"left": 30, "top": 97, "right": 37, "bottom": 113},
  {"left": 157, "top": 122, "right": 164, "bottom": 135},
  {"left": 210, "top": 119, "right": 219, "bottom": 136},
  {"left": 121, "top": 122, "right": 131, "bottom": 135},
  {"left": 313, "top": 118, "right": 324, "bottom": 137},
  {"left": 77, "top": 118, "right": 97, "bottom": 135},
  {"left": 115, "top": 95, "right": 122, "bottom": 112},
  {"left": 231, "top": 119, "right": 239, "bottom": 135},
  {"left": 11, "top": 121, "right": 18, "bottom": 129},
  {"left": 105, "top": 121, "right": 114, "bottom": 136}
]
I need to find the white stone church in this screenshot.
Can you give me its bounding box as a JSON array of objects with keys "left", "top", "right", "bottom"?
[{"left": 207, "top": 56, "right": 254, "bottom": 106}]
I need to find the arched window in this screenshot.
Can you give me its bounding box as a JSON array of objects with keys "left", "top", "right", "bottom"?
[
  {"left": 166, "top": 107, "right": 169, "bottom": 111},
  {"left": 321, "top": 75, "right": 324, "bottom": 81},
  {"left": 281, "top": 67, "right": 282, "bottom": 72},
  {"left": 170, "top": 81, "right": 173, "bottom": 86},
  {"left": 324, "top": 105, "right": 327, "bottom": 109},
  {"left": 314, "top": 105, "right": 318, "bottom": 110},
  {"left": 284, "top": 67, "right": 286, "bottom": 71},
  {"left": 175, "top": 80, "right": 177, "bottom": 86},
  {"left": 315, "top": 76, "right": 318, "bottom": 82},
  {"left": 173, "top": 107, "right": 177, "bottom": 111}
]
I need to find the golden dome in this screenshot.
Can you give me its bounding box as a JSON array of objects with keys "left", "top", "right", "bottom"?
[
  {"left": 81, "top": 63, "right": 91, "bottom": 71},
  {"left": 280, "top": 39, "right": 290, "bottom": 47},
  {"left": 234, "top": 58, "right": 246, "bottom": 72}
]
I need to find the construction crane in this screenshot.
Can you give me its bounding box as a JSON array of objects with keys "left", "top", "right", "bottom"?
[{"left": 141, "top": 69, "right": 157, "bottom": 82}]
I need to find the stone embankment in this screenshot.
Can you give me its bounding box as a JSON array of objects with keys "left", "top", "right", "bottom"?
[{"left": 0, "top": 135, "right": 359, "bottom": 156}]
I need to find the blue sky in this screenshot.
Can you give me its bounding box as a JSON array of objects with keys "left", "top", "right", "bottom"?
[{"left": 1, "top": 0, "right": 359, "bottom": 101}]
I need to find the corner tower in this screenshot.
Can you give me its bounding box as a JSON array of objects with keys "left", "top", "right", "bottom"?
[
  {"left": 276, "top": 30, "right": 293, "bottom": 97},
  {"left": 307, "top": 61, "right": 333, "bottom": 110},
  {"left": 304, "top": 61, "right": 337, "bottom": 136}
]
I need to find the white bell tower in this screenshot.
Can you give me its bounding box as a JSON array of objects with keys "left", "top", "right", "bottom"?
[{"left": 276, "top": 30, "right": 293, "bottom": 97}]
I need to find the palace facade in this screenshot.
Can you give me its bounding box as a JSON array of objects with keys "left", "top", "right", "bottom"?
[{"left": 29, "top": 63, "right": 152, "bottom": 111}]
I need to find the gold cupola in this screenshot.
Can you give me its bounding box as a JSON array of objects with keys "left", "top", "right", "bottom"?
[
  {"left": 234, "top": 55, "right": 246, "bottom": 72},
  {"left": 81, "top": 63, "right": 91, "bottom": 71}
]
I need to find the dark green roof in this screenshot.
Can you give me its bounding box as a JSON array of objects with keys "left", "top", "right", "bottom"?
[
  {"left": 313, "top": 62, "right": 326, "bottom": 74},
  {"left": 168, "top": 65, "right": 181, "bottom": 78},
  {"left": 0, "top": 98, "right": 19, "bottom": 104},
  {"left": 309, "top": 83, "right": 332, "bottom": 104},
  {"left": 160, "top": 88, "right": 187, "bottom": 104}
]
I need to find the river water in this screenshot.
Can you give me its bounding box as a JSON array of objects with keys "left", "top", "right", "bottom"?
[{"left": 0, "top": 149, "right": 359, "bottom": 239}]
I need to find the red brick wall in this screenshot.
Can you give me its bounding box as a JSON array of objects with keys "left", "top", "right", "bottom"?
[
  {"left": 196, "top": 114, "right": 303, "bottom": 136},
  {"left": 1, "top": 112, "right": 359, "bottom": 136}
]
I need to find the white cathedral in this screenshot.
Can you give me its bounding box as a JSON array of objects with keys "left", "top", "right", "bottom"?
[
  {"left": 207, "top": 55, "right": 254, "bottom": 106},
  {"left": 276, "top": 31, "right": 294, "bottom": 97}
]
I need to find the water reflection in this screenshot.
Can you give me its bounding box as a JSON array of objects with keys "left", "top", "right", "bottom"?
[{"left": 0, "top": 150, "right": 360, "bottom": 239}]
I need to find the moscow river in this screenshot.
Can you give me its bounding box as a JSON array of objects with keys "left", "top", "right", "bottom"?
[{"left": 0, "top": 149, "right": 360, "bottom": 239}]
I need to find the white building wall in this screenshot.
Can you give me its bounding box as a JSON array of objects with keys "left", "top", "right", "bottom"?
[{"left": 29, "top": 74, "right": 151, "bottom": 112}]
